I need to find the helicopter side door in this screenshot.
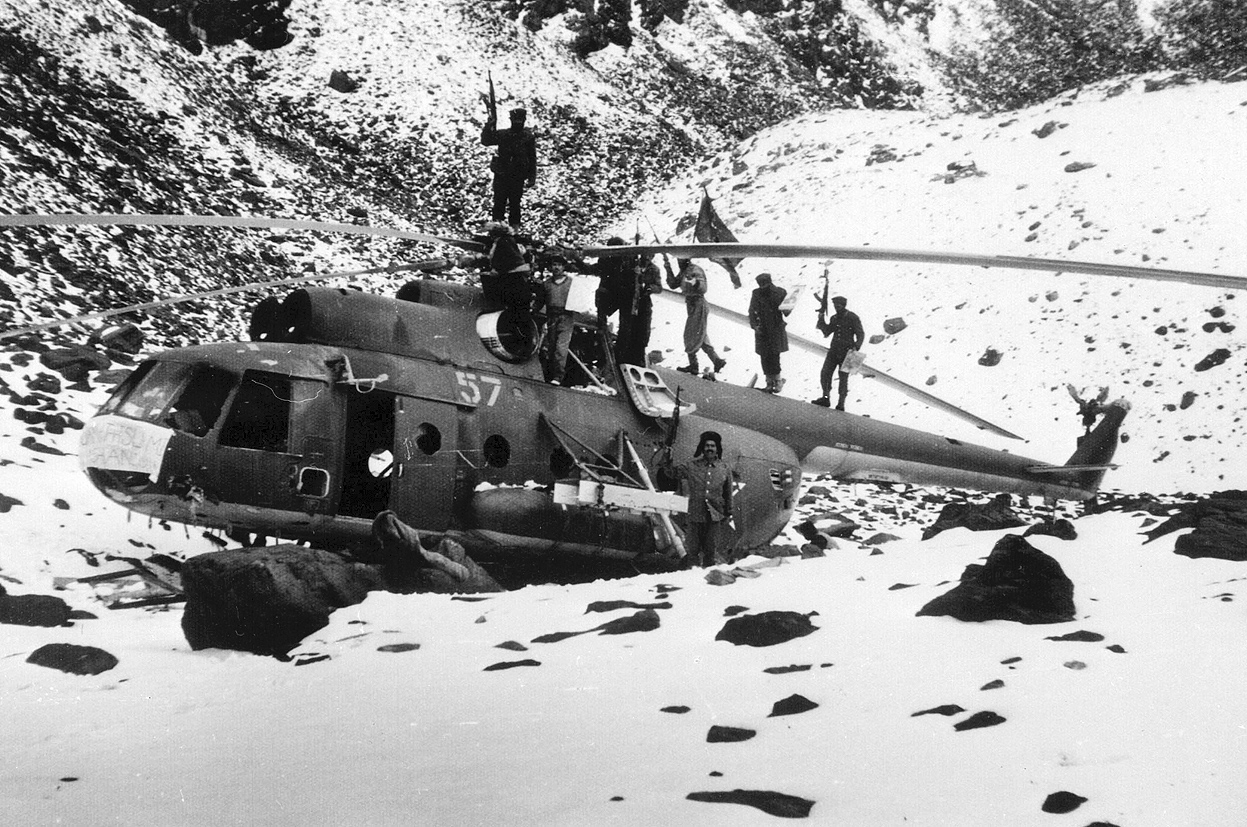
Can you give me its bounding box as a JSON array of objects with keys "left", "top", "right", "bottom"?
[{"left": 389, "top": 395, "right": 461, "bottom": 532}]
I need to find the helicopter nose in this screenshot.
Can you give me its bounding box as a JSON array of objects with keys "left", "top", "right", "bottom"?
[{"left": 78, "top": 414, "right": 172, "bottom": 480}]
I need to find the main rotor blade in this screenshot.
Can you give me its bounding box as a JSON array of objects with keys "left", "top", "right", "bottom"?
[
  {"left": 588, "top": 242, "right": 1246, "bottom": 290},
  {"left": 0, "top": 213, "right": 486, "bottom": 251},
  {"left": 655, "top": 292, "right": 1022, "bottom": 439}
]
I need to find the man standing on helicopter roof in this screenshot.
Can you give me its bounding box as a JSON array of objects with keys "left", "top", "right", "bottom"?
[
  {"left": 481, "top": 106, "right": 537, "bottom": 228},
  {"left": 748, "top": 272, "right": 789, "bottom": 394},
  {"left": 668, "top": 256, "right": 727, "bottom": 375},
  {"left": 812, "top": 294, "right": 864, "bottom": 410}
]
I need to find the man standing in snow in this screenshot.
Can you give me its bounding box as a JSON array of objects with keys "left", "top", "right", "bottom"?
[
  {"left": 667, "top": 257, "right": 727, "bottom": 376},
  {"left": 748, "top": 272, "right": 789, "bottom": 393},
  {"left": 660, "top": 431, "right": 734, "bottom": 567},
  {"left": 481, "top": 106, "right": 537, "bottom": 229},
  {"left": 813, "top": 295, "right": 864, "bottom": 410}
]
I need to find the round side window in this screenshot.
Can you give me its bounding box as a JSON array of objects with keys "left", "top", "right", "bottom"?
[{"left": 483, "top": 434, "right": 511, "bottom": 468}]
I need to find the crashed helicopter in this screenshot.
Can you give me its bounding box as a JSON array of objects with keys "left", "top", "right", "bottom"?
[{"left": 5, "top": 212, "right": 1208, "bottom": 574}]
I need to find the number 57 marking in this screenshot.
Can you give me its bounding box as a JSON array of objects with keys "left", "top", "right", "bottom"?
[{"left": 456, "top": 372, "right": 502, "bottom": 406}]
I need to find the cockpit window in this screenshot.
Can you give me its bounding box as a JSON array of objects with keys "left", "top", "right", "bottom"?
[
  {"left": 218, "top": 371, "right": 292, "bottom": 453},
  {"left": 98, "top": 360, "right": 238, "bottom": 439},
  {"left": 167, "top": 365, "right": 236, "bottom": 437}
]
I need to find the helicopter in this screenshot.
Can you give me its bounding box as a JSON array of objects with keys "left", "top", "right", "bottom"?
[{"left": 8, "top": 211, "right": 1237, "bottom": 577}]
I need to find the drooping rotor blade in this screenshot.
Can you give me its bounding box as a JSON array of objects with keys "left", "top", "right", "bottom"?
[
  {"left": 588, "top": 242, "right": 1247, "bottom": 291},
  {"left": 655, "top": 292, "right": 1023, "bottom": 439},
  {"left": 0, "top": 258, "right": 453, "bottom": 340},
  {"left": 0, "top": 213, "right": 486, "bottom": 252}
]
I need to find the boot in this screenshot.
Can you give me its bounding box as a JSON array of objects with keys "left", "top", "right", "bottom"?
[
  {"left": 811, "top": 396, "right": 831, "bottom": 407},
  {"left": 774, "top": 375, "right": 786, "bottom": 394},
  {"left": 676, "top": 353, "right": 699, "bottom": 375},
  {"left": 763, "top": 374, "right": 776, "bottom": 393},
  {"left": 703, "top": 344, "right": 726, "bottom": 373}
]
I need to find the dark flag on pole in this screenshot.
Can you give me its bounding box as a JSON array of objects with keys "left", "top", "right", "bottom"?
[{"left": 693, "top": 190, "right": 743, "bottom": 288}]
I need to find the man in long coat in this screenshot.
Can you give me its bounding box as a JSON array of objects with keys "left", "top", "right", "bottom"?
[{"left": 748, "top": 272, "right": 788, "bottom": 393}]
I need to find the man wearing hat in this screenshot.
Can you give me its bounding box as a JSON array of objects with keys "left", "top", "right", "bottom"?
[
  {"left": 660, "top": 431, "right": 734, "bottom": 567},
  {"left": 666, "top": 256, "right": 727, "bottom": 376},
  {"left": 813, "top": 294, "right": 864, "bottom": 410},
  {"left": 748, "top": 272, "right": 789, "bottom": 393},
  {"left": 481, "top": 106, "right": 537, "bottom": 228},
  {"left": 536, "top": 254, "right": 574, "bottom": 384}
]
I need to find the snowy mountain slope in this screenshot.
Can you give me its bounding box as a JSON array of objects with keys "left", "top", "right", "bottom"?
[{"left": 630, "top": 76, "right": 1247, "bottom": 494}]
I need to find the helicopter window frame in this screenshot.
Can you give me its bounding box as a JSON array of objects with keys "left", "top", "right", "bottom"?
[
  {"left": 217, "top": 371, "right": 294, "bottom": 454},
  {"left": 107, "top": 361, "right": 197, "bottom": 424}
]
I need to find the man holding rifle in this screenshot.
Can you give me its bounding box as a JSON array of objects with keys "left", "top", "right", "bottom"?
[
  {"left": 480, "top": 72, "right": 537, "bottom": 229},
  {"left": 812, "top": 269, "right": 864, "bottom": 411}
]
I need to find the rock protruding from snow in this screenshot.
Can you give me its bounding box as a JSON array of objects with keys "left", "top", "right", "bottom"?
[
  {"left": 922, "top": 494, "right": 1027, "bottom": 540},
  {"left": 26, "top": 643, "right": 118, "bottom": 675},
  {"left": 916, "top": 534, "right": 1076, "bottom": 625},
  {"left": 180, "top": 546, "right": 386, "bottom": 656},
  {"left": 716, "top": 610, "right": 819, "bottom": 647},
  {"left": 1144, "top": 490, "right": 1247, "bottom": 561},
  {"left": 0, "top": 586, "right": 72, "bottom": 627}
]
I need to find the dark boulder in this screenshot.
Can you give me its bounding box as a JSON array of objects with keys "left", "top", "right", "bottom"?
[
  {"left": 88, "top": 322, "right": 145, "bottom": 354},
  {"left": 329, "top": 69, "right": 361, "bottom": 93},
  {"left": 27, "top": 643, "right": 118, "bottom": 675},
  {"left": 181, "top": 545, "right": 387, "bottom": 656},
  {"left": 922, "top": 494, "right": 1027, "bottom": 540},
  {"left": 1023, "top": 518, "right": 1078, "bottom": 540},
  {"left": 716, "top": 610, "right": 818, "bottom": 647},
  {"left": 1143, "top": 490, "right": 1247, "bottom": 561},
  {"left": 686, "top": 789, "right": 814, "bottom": 818},
  {"left": 0, "top": 589, "right": 72, "bottom": 627},
  {"left": 917, "top": 534, "right": 1076, "bottom": 624},
  {"left": 39, "top": 346, "right": 111, "bottom": 382}
]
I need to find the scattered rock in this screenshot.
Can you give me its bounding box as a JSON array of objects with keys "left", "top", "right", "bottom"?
[
  {"left": 661, "top": 705, "right": 691, "bottom": 714},
  {"left": 922, "top": 494, "right": 1026, "bottom": 539},
  {"left": 882, "top": 317, "right": 907, "bottom": 335},
  {"left": 1144, "top": 491, "right": 1247, "bottom": 561},
  {"left": 1064, "top": 161, "right": 1096, "bottom": 173},
  {"left": 911, "top": 704, "right": 965, "bottom": 717},
  {"left": 1032, "top": 121, "right": 1059, "bottom": 138},
  {"left": 764, "top": 664, "right": 812, "bottom": 674},
  {"left": 1023, "top": 519, "right": 1078, "bottom": 540},
  {"left": 917, "top": 534, "right": 1076, "bottom": 624},
  {"left": 977, "top": 347, "right": 1003, "bottom": 366},
  {"left": 26, "top": 643, "right": 118, "bottom": 675},
  {"left": 769, "top": 694, "right": 819, "bottom": 717},
  {"left": 1194, "top": 348, "right": 1231, "bottom": 371},
  {"left": 707, "top": 725, "right": 756, "bottom": 743},
  {"left": 953, "top": 710, "right": 1006, "bottom": 731},
  {"left": 1045, "top": 630, "right": 1104, "bottom": 642},
  {"left": 328, "top": 69, "right": 360, "bottom": 93},
  {"left": 1041, "top": 790, "right": 1087, "bottom": 814},
  {"left": 980, "top": 679, "right": 1005, "bottom": 690},
  {"left": 496, "top": 640, "right": 528, "bottom": 651},
  {"left": 483, "top": 659, "right": 541, "bottom": 671},
  {"left": 376, "top": 643, "right": 420, "bottom": 653},
  {"left": 180, "top": 545, "right": 386, "bottom": 656},
  {"left": 686, "top": 789, "right": 814, "bottom": 818},
  {"left": 586, "top": 600, "right": 671, "bottom": 613},
  {"left": 0, "top": 590, "right": 72, "bottom": 627},
  {"left": 716, "top": 610, "right": 819, "bottom": 647},
  {"left": 40, "top": 346, "right": 111, "bottom": 382}
]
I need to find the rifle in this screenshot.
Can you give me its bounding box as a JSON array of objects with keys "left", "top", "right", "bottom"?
[
  {"left": 642, "top": 213, "right": 678, "bottom": 290},
  {"left": 631, "top": 220, "right": 643, "bottom": 316},
  {"left": 485, "top": 70, "right": 497, "bottom": 124},
  {"left": 817, "top": 265, "right": 830, "bottom": 320}
]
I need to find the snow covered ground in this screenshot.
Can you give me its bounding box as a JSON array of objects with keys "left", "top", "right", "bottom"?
[{"left": 3, "top": 1, "right": 1247, "bottom": 824}]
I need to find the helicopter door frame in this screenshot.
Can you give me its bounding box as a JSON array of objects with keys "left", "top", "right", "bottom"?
[{"left": 389, "top": 395, "right": 460, "bottom": 532}]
